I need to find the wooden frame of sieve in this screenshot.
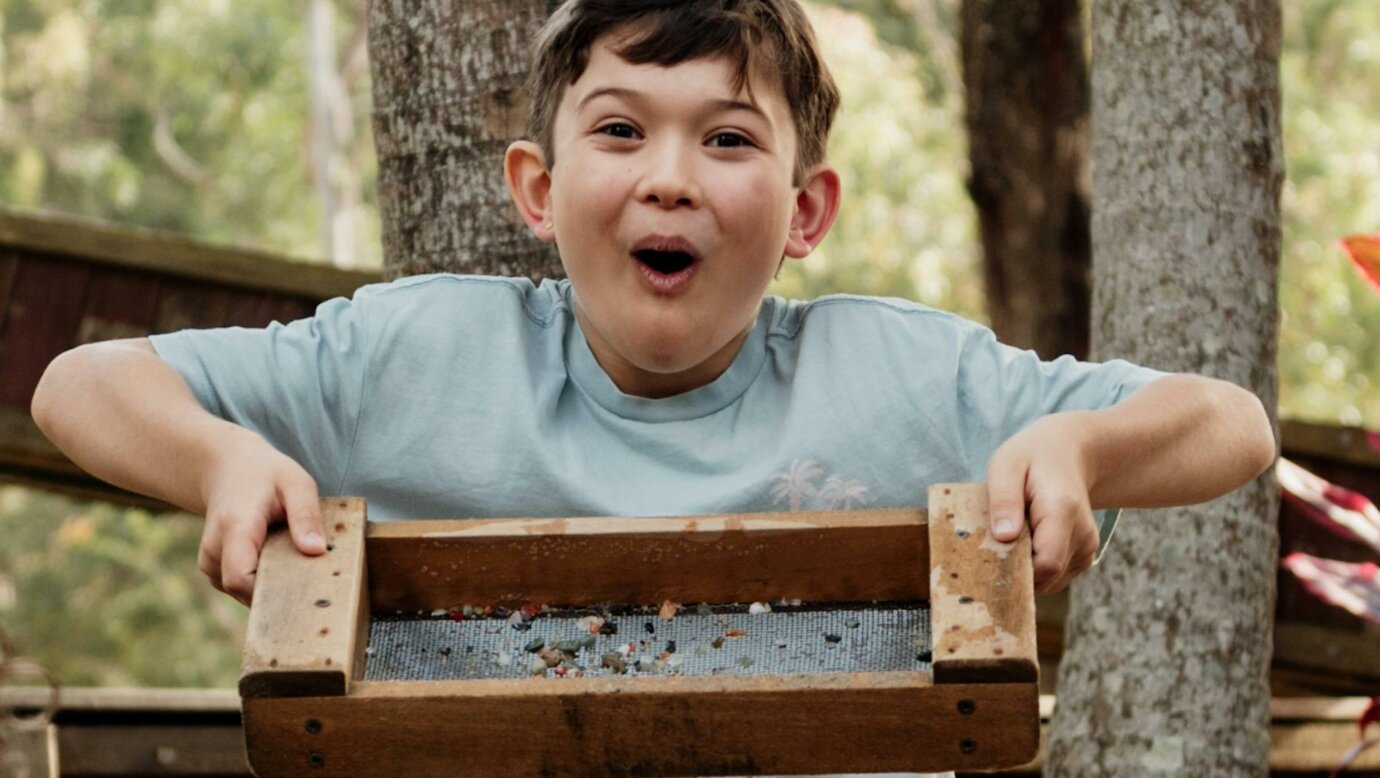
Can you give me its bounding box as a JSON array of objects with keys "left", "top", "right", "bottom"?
[{"left": 238, "top": 483, "right": 1038, "bottom": 776}]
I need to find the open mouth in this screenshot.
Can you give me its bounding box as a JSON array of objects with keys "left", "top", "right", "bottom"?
[{"left": 633, "top": 249, "right": 697, "bottom": 275}]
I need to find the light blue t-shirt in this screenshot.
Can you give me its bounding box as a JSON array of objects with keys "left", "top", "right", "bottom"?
[{"left": 150, "top": 273, "right": 1165, "bottom": 778}]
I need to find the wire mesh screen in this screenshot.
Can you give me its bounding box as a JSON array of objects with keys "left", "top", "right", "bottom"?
[{"left": 365, "top": 602, "right": 932, "bottom": 681}]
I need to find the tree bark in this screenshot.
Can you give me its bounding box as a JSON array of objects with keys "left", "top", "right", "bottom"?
[
  {"left": 960, "top": 0, "right": 1090, "bottom": 360},
  {"left": 1047, "top": 2, "right": 1282, "bottom": 776},
  {"left": 367, "top": 0, "right": 561, "bottom": 280}
]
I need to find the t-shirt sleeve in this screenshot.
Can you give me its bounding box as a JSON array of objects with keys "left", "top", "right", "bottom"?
[
  {"left": 955, "top": 322, "right": 1169, "bottom": 561},
  {"left": 147, "top": 293, "right": 371, "bottom": 496}
]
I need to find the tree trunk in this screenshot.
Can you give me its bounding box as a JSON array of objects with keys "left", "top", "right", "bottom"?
[
  {"left": 1047, "top": 2, "right": 1282, "bottom": 776},
  {"left": 367, "top": 0, "right": 561, "bottom": 281},
  {"left": 960, "top": 0, "right": 1090, "bottom": 360}
]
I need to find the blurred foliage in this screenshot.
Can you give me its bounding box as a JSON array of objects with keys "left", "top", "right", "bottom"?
[
  {"left": 1277, "top": 0, "right": 1380, "bottom": 428},
  {"left": 0, "top": 0, "right": 1378, "bottom": 687},
  {"left": 0, "top": 486, "right": 244, "bottom": 687},
  {"left": 0, "top": 0, "right": 380, "bottom": 265}
]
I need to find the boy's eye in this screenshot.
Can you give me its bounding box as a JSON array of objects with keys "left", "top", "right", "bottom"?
[
  {"left": 709, "top": 132, "right": 752, "bottom": 148},
  {"left": 596, "top": 123, "right": 639, "bottom": 139}
]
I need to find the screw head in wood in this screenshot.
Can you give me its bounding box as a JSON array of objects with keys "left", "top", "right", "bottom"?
[
  {"left": 960, "top": 738, "right": 977, "bottom": 754},
  {"left": 958, "top": 700, "right": 975, "bottom": 715},
  {"left": 305, "top": 719, "right": 323, "bottom": 734}
]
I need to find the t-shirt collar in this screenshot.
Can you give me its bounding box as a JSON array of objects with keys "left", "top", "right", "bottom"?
[{"left": 562, "top": 284, "right": 772, "bottom": 422}]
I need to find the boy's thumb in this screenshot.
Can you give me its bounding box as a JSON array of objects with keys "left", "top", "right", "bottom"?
[
  {"left": 283, "top": 482, "right": 327, "bottom": 554},
  {"left": 986, "top": 468, "right": 1026, "bottom": 542}
]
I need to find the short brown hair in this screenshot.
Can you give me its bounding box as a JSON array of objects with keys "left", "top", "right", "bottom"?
[{"left": 526, "top": 0, "right": 840, "bottom": 185}]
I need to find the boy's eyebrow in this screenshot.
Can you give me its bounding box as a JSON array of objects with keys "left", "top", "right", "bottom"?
[{"left": 576, "top": 87, "right": 772, "bottom": 125}]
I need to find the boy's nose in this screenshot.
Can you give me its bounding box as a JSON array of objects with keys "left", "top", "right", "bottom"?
[{"left": 635, "top": 146, "right": 702, "bottom": 209}]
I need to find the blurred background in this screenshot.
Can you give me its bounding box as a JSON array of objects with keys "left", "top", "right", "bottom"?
[{"left": 0, "top": 0, "right": 1376, "bottom": 688}]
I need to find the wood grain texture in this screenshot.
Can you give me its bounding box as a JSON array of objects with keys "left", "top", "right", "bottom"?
[
  {"left": 0, "top": 256, "right": 90, "bottom": 409},
  {"left": 365, "top": 509, "right": 930, "bottom": 612},
  {"left": 928, "top": 483, "right": 1038, "bottom": 684},
  {"left": 242, "top": 675, "right": 1039, "bottom": 776},
  {"left": 76, "top": 266, "right": 162, "bottom": 345},
  {"left": 240, "top": 499, "right": 369, "bottom": 699}
]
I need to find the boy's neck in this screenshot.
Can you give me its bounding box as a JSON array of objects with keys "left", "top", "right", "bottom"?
[{"left": 577, "top": 313, "right": 755, "bottom": 400}]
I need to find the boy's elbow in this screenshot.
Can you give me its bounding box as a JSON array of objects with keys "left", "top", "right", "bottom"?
[
  {"left": 1219, "top": 379, "right": 1276, "bottom": 480},
  {"left": 32, "top": 345, "right": 95, "bottom": 434}
]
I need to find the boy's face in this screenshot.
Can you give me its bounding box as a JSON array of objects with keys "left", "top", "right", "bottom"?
[{"left": 506, "top": 34, "right": 839, "bottom": 398}]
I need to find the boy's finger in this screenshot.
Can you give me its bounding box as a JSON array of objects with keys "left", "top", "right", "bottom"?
[
  {"left": 1029, "top": 507, "right": 1072, "bottom": 593},
  {"left": 985, "top": 455, "right": 1028, "bottom": 542},
  {"left": 221, "top": 528, "right": 261, "bottom": 606},
  {"left": 280, "top": 477, "right": 326, "bottom": 555}
]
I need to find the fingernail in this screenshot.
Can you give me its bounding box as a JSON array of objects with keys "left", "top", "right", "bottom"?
[
  {"left": 994, "top": 518, "right": 1017, "bottom": 536},
  {"left": 306, "top": 531, "right": 325, "bottom": 550}
]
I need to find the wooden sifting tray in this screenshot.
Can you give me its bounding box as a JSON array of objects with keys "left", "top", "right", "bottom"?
[{"left": 238, "top": 483, "right": 1039, "bottom": 776}]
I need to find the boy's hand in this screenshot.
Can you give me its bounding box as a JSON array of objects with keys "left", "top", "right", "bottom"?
[
  {"left": 196, "top": 430, "right": 328, "bottom": 606},
  {"left": 985, "top": 413, "right": 1100, "bottom": 595}
]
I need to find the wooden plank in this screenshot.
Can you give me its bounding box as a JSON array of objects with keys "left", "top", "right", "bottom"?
[
  {"left": 223, "top": 289, "right": 288, "bottom": 330},
  {"left": 1281, "top": 418, "right": 1380, "bottom": 471},
  {"left": 928, "top": 483, "right": 1038, "bottom": 684},
  {"left": 240, "top": 499, "right": 368, "bottom": 699},
  {"left": 55, "top": 725, "right": 248, "bottom": 776},
  {"left": 365, "top": 509, "right": 930, "bottom": 613},
  {"left": 0, "top": 256, "right": 89, "bottom": 409},
  {"left": 75, "top": 266, "right": 162, "bottom": 345},
  {"left": 242, "top": 675, "right": 1039, "bottom": 776},
  {"left": 153, "top": 279, "right": 234, "bottom": 333},
  {"left": 0, "top": 206, "right": 378, "bottom": 299},
  {"left": 0, "top": 687, "right": 240, "bottom": 713},
  {"left": 0, "top": 250, "right": 19, "bottom": 327}
]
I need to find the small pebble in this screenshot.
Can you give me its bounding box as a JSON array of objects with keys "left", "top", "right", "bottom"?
[
  {"left": 749, "top": 601, "right": 772, "bottom": 615},
  {"left": 364, "top": 646, "right": 376, "bottom": 657},
  {"left": 824, "top": 633, "right": 843, "bottom": 643},
  {"left": 598, "top": 621, "right": 619, "bottom": 635},
  {"left": 507, "top": 611, "right": 524, "bottom": 626},
  {"left": 617, "top": 642, "right": 634, "bottom": 657},
  {"left": 523, "top": 638, "right": 545, "bottom": 653},
  {"left": 916, "top": 650, "right": 932, "bottom": 663},
  {"left": 495, "top": 652, "right": 512, "bottom": 668},
  {"left": 538, "top": 647, "right": 564, "bottom": 667},
  {"left": 844, "top": 618, "right": 860, "bottom": 629},
  {"left": 430, "top": 608, "right": 448, "bottom": 617},
  {"left": 659, "top": 600, "right": 679, "bottom": 620},
  {"left": 601, "top": 653, "right": 628, "bottom": 674},
  {"left": 712, "top": 636, "right": 726, "bottom": 649},
  {"left": 578, "top": 615, "right": 605, "bottom": 634},
  {"left": 644, "top": 622, "right": 656, "bottom": 634},
  {"left": 512, "top": 622, "right": 532, "bottom": 632},
  {"left": 492, "top": 605, "right": 511, "bottom": 619},
  {"left": 664, "top": 640, "right": 677, "bottom": 654},
  {"left": 775, "top": 640, "right": 788, "bottom": 649},
  {"left": 666, "top": 653, "right": 684, "bottom": 669},
  {"left": 529, "top": 657, "right": 548, "bottom": 676},
  {"left": 439, "top": 647, "right": 452, "bottom": 657}
]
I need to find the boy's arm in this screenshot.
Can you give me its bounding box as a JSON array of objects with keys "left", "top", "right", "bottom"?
[
  {"left": 986, "top": 373, "right": 1276, "bottom": 594},
  {"left": 31, "top": 339, "right": 327, "bottom": 604}
]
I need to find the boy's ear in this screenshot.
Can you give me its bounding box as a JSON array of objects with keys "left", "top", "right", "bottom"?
[
  {"left": 504, "top": 140, "right": 556, "bottom": 242},
  {"left": 783, "top": 163, "right": 842, "bottom": 260}
]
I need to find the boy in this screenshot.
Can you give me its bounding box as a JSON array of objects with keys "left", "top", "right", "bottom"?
[{"left": 32, "top": 1, "right": 1275, "bottom": 775}]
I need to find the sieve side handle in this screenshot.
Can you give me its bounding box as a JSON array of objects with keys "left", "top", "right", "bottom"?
[
  {"left": 239, "top": 497, "right": 369, "bottom": 699},
  {"left": 927, "top": 483, "right": 1038, "bottom": 684}
]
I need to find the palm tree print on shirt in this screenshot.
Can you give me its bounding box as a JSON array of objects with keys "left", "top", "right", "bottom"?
[{"left": 770, "top": 458, "right": 870, "bottom": 511}]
